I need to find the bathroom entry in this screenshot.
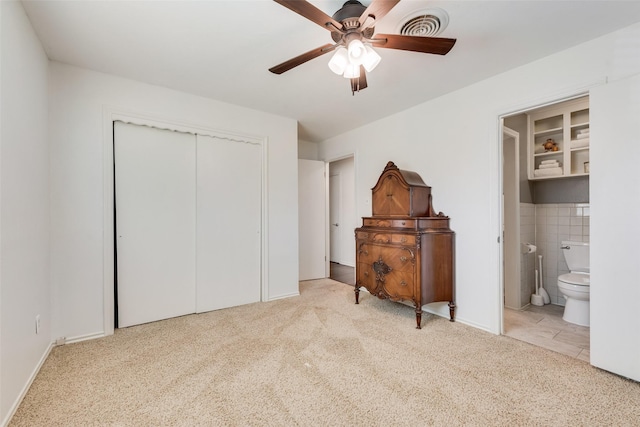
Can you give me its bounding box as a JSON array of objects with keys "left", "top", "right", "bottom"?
[{"left": 500, "top": 95, "right": 591, "bottom": 361}]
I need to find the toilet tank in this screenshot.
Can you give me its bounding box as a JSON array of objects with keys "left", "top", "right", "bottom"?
[{"left": 561, "top": 241, "right": 590, "bottom": 273}]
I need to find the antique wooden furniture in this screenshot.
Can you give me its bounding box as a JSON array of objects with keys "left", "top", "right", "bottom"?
[{"left": 355, "top": 161, "right": 455, "bottom": 328}]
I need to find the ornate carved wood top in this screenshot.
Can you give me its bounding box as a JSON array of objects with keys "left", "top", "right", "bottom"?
[{"left": 370, "top": 161, "right": 445, "bottom": 218}]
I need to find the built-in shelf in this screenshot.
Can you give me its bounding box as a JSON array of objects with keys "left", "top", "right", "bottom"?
[
  {"left": 528, "top": 97, "right": 590, "bottom": 180},
  {"left": 533, "top": 127, "right": 563, "bottom": 138},
  {"left": 534, "top": 151, "right": 564, "bottom": 157}
]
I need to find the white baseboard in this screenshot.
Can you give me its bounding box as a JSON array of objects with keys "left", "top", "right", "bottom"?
[
  {"left": 1, "top": 341, "right": 54, "bottom": 427},
  {"left": 454, "top": 317, "right": 495, "bottom": 334},
  {"left": 1, "top": 331, "right": 107, "bottom": 426},
  {"left": 267, "top": 291, "right": 300, "bottom": 301},
  {"left": 64, "top": 331, "right": 105, "bottom": 345}
]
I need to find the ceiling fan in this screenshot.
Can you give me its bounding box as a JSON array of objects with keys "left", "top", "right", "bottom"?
[{"left": 269, "top": 0, "right": 457, "bottom": 95}]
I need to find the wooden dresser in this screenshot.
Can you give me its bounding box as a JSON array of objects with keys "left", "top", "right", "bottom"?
[{"left": 355, "top": 161, "right": 455, "bottom": 328}]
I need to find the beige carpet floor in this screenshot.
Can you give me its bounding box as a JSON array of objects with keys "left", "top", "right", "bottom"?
[{"left": 10, "top": 279, "right": 640, "bottom": 426}]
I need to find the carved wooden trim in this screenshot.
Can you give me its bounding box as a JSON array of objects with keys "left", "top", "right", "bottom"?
[{"left": 373, "top": 257, "right": 392, "bottom": 283}]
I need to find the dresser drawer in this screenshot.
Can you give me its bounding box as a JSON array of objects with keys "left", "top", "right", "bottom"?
[
  {"left": 371, "top": 233, "right": 415, "bottom": 245},
  {"left": 382, "top": 269, "right": 415, "bottom": 301},
  {"left": 391, "top": 234, "right": 415, "bottom": 245},
  {"left": 363, "top": 218, "right": 416, "bottom": 229},
  {"left": 356, "top": 262, "right": 375, "bottom": 292},
  {"left": 356, "top": 232, "right": 416, "bottom": 246}
]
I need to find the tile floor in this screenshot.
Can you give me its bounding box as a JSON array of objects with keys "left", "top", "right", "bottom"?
[
  {"left": 504, "top": 304, "right": 590, "bottom": 362},
  {"left": 329, "top": 262, "right": 355, "bottom": 286}
]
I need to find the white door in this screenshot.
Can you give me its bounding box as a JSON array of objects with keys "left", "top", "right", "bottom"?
[
  {"left": 298, "top": 159, "right": 326, "bottom": 280},
  {"left": 590, "top": 75, "right": 640, "bottom": 381},
  {"left": 329, "top": 173, "right": 341, "bottom": 263},
  {"left": 196, "top": 135, "right": 262, "bottom": 312},
  {"left": 114, "top": 122, "right": 197, "bottom": 328}
]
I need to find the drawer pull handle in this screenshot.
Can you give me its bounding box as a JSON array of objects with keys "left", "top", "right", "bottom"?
[
  {"left": 400, "top": 256, "right": 407, "bottom": 262},
  {"left": 402, "top": 221, "right": 406, "bottom": 225},
  {"left": 401, "top": 237, "right": 407, "bottom": 243},
  {"left": 400, "top": 281, "right": 407, "bottom": 287}
]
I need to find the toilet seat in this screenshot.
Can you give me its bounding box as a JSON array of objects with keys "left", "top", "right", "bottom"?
[{"left": 559, "top": 272, "right": 590, "bottom": 286}]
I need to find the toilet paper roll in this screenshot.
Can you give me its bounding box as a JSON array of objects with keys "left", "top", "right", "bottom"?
[{"left": 521, "top": 243, "right": 537, "bottom": 254}]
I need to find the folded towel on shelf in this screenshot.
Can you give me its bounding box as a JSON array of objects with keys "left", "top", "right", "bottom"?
[
  {"left": 577, "top": 132, "right": 590, "bottom": 139},
  {"left": 540, "top": 159, "right": 558, "bottom": 165},
  {"left": 534, "top": 167, "right": 563, "bottom": 177},
  {"left": 571, "top": 138, "right": 590, "bottom": 149},
  {"left": 577, "top": 128, "right": 590, "bottom": 134},
  {"left": 539, "top": 162, "right": 561, "bottom": 169}
]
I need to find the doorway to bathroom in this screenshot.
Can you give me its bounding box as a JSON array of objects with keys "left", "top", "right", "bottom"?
[{"left": 500, "top": 95, "right": 591, "bottom": 361}]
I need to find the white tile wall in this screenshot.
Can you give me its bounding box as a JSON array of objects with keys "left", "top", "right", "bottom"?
[
  {"left": 513, "top": 203, "right": 590, "bottom": 309},
  {"left": 534, "top": 203, "right": 590, "bottom": 306}
]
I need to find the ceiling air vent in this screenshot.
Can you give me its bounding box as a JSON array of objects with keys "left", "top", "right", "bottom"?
[{"left": 398, "top": 8, "right": 449, "bottom": 37}]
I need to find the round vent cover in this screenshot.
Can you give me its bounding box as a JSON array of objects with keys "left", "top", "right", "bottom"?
[{"left": 398, "top": 8, "right": 449, "bottom": 37}]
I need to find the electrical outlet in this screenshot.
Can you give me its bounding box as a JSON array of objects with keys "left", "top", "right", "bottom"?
[{"left": 35, "top": 315, "right": 41, "bottom": 334}]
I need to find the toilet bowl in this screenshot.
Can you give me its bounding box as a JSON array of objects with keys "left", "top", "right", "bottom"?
[{"left": 557, "top": 241, "right": 590, "bottom": 327}]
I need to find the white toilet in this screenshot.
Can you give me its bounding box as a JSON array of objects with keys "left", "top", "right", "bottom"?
[{"left": 557, "top": 241, "right": 590, "bottom": 326}]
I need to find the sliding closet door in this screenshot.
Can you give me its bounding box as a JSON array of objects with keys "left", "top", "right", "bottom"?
[
  {"left": 115, "top": 122, "right": 197, "bottom": 328},
  {"left": 196, "top": 135, "right": 261, "bottom": 312}
]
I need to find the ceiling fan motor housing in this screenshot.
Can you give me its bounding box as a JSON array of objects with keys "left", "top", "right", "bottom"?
[
  {"left": 332, "top": 0, "right": 366, "bottom": 26},
  {"left": 331, "top": 0, "right": 374, "bottom": 44}
]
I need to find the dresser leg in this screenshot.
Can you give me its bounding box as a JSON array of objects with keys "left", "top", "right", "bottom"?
[
  {"left": 448, "top": 301, "right": 456, "bottom": 322},
  {"left": 415, "top": 307, "right": 422, "bottom": 329},
  {"left": 354, "top": 286, "right": 360, "bottom": 304}
]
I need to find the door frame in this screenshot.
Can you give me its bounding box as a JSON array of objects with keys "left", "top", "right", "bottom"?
[
  {"left": 329, "top": 171, "right": 342, "bottom": 264},
  {"left": 102, "top": 106, "right": 268, "bottom": 336},
  {"left": 502, "top": 125, "right": 521, "bottom": 312},
  {"left": 325, "top": 153, "right": 357, "bottom": 276},
  {"left": 495, "top": 88, "right": 595, "bottom": 335}
]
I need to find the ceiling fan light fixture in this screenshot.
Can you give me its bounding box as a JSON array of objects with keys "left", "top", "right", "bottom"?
[
  {"left": 328, "top": 47, "right": 349, "bottom": 75},
  {"left": 347, "top": 39, "right": 366, "bottom": 64},
  {"left": 343, "top": 63, "right": 360, "bottom": 79},
  {"left": 362, "top": 45, "right": 381, "bottom": 72}
]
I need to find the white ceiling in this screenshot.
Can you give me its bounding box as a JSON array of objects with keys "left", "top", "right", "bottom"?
[{"left": 21, "top": 0, "right": 640, "bottom": 142}]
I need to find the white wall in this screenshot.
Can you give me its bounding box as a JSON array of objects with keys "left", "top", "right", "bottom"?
[
  {"left": 0, "top": 1, "right": 51, "bottom": 423},
  {"left": 298, "top": 139, "right": 318, "bottom": 160},
  {"left": 318, "top": 22, "right": 640, "bottom": 336},
  {"left": 49, "top": 62, "right": 299, "bottom": 342}
]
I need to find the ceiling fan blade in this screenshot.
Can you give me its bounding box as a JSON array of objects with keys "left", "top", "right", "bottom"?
[
  {"left": 372, "top": 34, "right": 457, "bottom": 55},
  {"left": 350, "top": 65, "right": 368, "bottom": 95},
  {"left": 358, "top": 0, "right": 401, "bottom": 28},
  {"left": 269, "top": 44, "right": 336, "bottom": 74},
  {"left": 274, "top": 0, "right": 343, "bottom": 31}
]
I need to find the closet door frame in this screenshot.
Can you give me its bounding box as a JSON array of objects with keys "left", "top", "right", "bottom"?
[{"left": 102, "top": 107, "right": 268, "bottom": 336}]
